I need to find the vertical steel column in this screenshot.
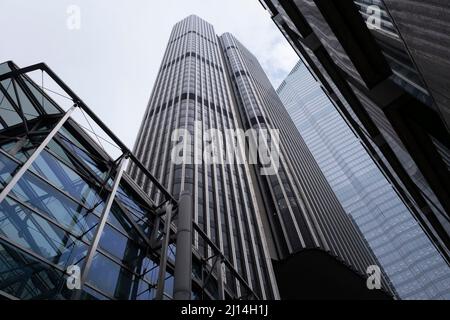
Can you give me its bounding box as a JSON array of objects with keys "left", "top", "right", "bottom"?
[
  {"left": 216, "top": 260, "right": 225, "bottom": 300},
  {"left": 155, "top": 202, "right": 173, "bottom": 300},
  {"left": 79, "top": 156, "right": 129, "bottom": 286},
  {"left": 150, "top": 209, "right": 162, "bottom": 248},
  {"left": 0, "top": 105, "right": 77, "bottom": 204},
  {"left": 173, "top": 190, "right": 193, "bottom": 300}
]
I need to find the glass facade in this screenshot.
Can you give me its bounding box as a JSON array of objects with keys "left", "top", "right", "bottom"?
[
  {"left": 131, "top": 15, "right": 394, "bottom": 299},
  {"left": 261, "top": 0, "right": 450, "bottom": 264},
  {"left": 0, "top": 131, "right": 175, "bottom": 299},
  {"left": 353, "top": 0, "right": 433, "bottom": 106},
  {"left": 0, "top": 61, "right": 231, "bottom": 300},
  {"left": 220, "top": 33, "right": 384, "bottom": 280},
  {"left": 277, "top": 60, "right": 450, "bottom": 299}
]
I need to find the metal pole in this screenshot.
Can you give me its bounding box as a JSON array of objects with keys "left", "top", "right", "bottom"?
[
  {"left": 173, "top": 190, "right": 193, "bottom": 300},
  {"left": 79, "top": 156, "right": 128, "bottom": 286},
  {"left": 155, "top": 202, "right": 173, "bottom": 300},
  {"left": 150, "top": 208, "right": 162, "bottom": 249},
  {"left": 216, "top": 259, "right": 225, "bottom": 300},
  {"left": 0, "top": 105, "right": 77, "bottom": 204}
]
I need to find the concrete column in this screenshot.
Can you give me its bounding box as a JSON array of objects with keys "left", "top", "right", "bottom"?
[
  {"left": 155, "top": 202, "right": 173, "bottom": 300},
  {"left": 173, "top": 190, "right": 193, "bottom": 300}
]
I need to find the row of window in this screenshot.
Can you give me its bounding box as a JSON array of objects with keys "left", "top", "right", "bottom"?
[
  {"left": 146, "top": 92, "right": 233, "bottom": 121},
  {"left": 170, "top": 30, "right": 217, "bottom": 47}
]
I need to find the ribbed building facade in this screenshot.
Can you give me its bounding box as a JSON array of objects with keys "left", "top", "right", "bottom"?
[
  {"left": 219, "top": 33, "right": 382, "bottom": 277},
  {"left": 129, "top": 15, "right": 279, "bottom": 299},
  {"left": 130, "top": 14, "right": 393, "bottom": 300},
  {"left": 277, "top": 60, "right": 450, "bottom": 299}
]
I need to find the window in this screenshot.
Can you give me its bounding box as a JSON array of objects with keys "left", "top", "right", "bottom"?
[
  {"left": 30, "top": 150, "right": 103, "bottom": 209},
  {"left": 0, "top": 238, "right": 69, "bottom": 300},
  {"left": 11, "top": 171, "right": 99, "bottom": 241},
  {"left": 0, "top": 152, "right": 18, "bottom": 191},
  {"left": 0, "top": 197, "right": 88, "bottom": 267}
]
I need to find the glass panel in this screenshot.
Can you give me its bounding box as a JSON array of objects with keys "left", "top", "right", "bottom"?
[
  {"left": 57, "top": 127, "right": 109, "bottom": 179},
  {"left": 2, "top": 78, "right": 39, "bottom": 120},
  {"left": 0, "top": 152, "right": 19, "bottom": 191},
  {"left": 11, "top": 140, "right": 38, "bottom": 163},
  {"left": 114, "top": 189, "right": 152, "bottom": 237},
  {"left": 0, "top": 238, "right": 68, "bottom": 300},
  {"left": 139, "top": 257, "right": 159, "bottom": 284},
  {"left": 168, "top": 243, "right": 176, "bottom": 262},
  {"left": 99, "top": 224, "right": 146, "bottom": 270},
  {"left": 0, "top": 197, "right": 87, "bottom": 267},
  {"left": 86, "top": 252, "right": 146, "bottom": 300},
  {"left": 353, "top": 0, "right": 432, "bottom": 105},
  {"left": 0, "top": 62, "right": 11, "bottom": 76},
  {"left": 0, "top": 132, "right": 46, "bottom": 163},
  {"left": 116, "top": 185, "right": 149, "bottom": 218},
  {"left": 45, "top": 138, "right": 97, "bottom": 183},
  {"left": 164, "top": 274, "right": 174, "bottom": 297},
  {"left": 30, "top": 149, "right": 104, "bottom": 210},
  {"left": 107, "top": 202, "right": 136, "bottom": 236},
  {"left": 46, "top": 139, "right": 76, "bottom": 165},
  {"left": 11, "top": 171, "right": 99, "bottom": 241},
  {"left": 22, "top": 76, "right": 60, "bottom": 115},
  {"left": 0, "top": 140, "right": 17, "bottom": 155},
  {"left": 135, "top": 279, "right": 155, "bottom": 300},
  {"left": 0, "top": 80, "right": 22, "bottom": 127},
  {"left": 14, "top": 82, "right": 40, "bottom": 119}
]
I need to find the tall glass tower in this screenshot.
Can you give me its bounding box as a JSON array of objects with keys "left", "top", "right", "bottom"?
[
  {"left": 260, "top": 0, "right": 450, "bottom": 260},
  {"left": 277, "top": 60, "right": 450, "bottom": 299},
  {"left": 220, "top": 33, "right": 382, "bottom": 274},
  {"left": 130, "top": 15, "right": 391, "bottom": 298}
]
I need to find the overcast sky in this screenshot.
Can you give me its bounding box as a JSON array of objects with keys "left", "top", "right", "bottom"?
[{"left": 0, "top": 0, "right": 298, "bottom": 151}]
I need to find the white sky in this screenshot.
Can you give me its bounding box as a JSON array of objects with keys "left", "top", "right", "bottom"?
[{"left": 0, "top": 0, "right": 298, "bottom": 151}]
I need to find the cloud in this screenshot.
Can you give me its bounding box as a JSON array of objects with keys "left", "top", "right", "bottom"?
[
  {"left": 0, "top": 0, "right": 299, "bottom": 150},
  {"left": 258, "top": 36, "right": 299, "bottom": 88}
]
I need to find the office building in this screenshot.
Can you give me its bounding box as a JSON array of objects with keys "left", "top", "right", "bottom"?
[
  {"left": 130, "top": 15, "right": 392, "bottom": 299},
  {"left": 260, "top": 0, "right": 450, "bottom": 260},
  {"left": 220, "top": 32, "right": 382, "bottom": 273},
  {"left": 0, "top": 15, "right": 398, "bottom": 300},
  {"left": 277, "top": 60, "right": 450, "bottom": 299},
  {"left": 129, "top": 15, "right": 280, "bottom": 299}
]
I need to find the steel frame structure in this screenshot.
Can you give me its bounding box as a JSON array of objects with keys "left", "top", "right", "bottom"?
[{"left": 0, "top": 61, "right": 258, "bottom": 300}]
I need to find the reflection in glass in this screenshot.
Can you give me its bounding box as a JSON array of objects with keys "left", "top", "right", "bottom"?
[
  {"left": 0, "top": 197, "right": 87, "bottom": 267},
  {"left": 0, "top": 239, "right": 67, "bottom": 299},
  {"left": 0, "top": 152, "right": 19, "bottom": 191},
  {"left": 11, "top": 171, "right": 99, "bottom": 241}
]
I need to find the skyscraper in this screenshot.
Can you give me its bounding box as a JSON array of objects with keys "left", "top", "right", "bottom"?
[
  {"left": 277, "top": 60, "right": 450, "bottom": 299},
  {"left": 130, "top": 15, "right": 391, "bottom": 299},
  {"left": 129, "top": 15, "right": 280, "bottom": 299},
  {"left": 260, "top": 0, "right": 450, "bottom": 261},
  {"left": 219, "top": 32, "right": 381, "bottom": 273}
]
